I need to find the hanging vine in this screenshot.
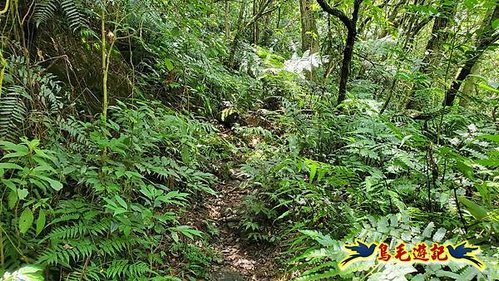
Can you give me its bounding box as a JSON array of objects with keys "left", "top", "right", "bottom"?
[{"left": 0, "top": 0, "right": 9, "bottom": 15}]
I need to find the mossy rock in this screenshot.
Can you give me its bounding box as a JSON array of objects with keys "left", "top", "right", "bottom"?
[{"left": 208, "top": 269, "right": 246, "bottom": 281}]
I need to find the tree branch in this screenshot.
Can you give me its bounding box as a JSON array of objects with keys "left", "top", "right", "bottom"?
[
  {"left": 351, "top": 0, "right": 363, "bottom": 30},
  {"left": 244, "top": 0, "right": 275, "bottom": 28},
  {"left": 316, "top": 0, "right": 352, "bottom": 31}
]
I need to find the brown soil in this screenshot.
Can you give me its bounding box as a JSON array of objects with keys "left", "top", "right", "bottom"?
[{"left": 203, "top": 170, "right": 286, "bottom": 281}]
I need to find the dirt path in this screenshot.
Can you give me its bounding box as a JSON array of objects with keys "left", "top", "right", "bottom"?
[{"left": 204, "top": 170, "right": 283, "bottom": 281}]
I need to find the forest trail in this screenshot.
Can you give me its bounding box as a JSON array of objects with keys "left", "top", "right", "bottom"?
[{"left": 204, "top": 169, "right": 283, "bottom": 281}]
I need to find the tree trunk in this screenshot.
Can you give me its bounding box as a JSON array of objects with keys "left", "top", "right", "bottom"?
[
  {"left": 338, "top": 28, "right": 356, "bottom": 104},
  {"left": 300, "top": 0, "right": 319, "bottom": 80},
  {"left": 252, "top": 0, "right": 259, "bottom": 44},
  {"left": 276, "top": 5, "right": 281, "bottom": 28},
  {"left": 444, "top": 57, "right": 476, "bottom": 106},
  {"left": 460, "top": 63, "right": 480, "bottom": 107},
  {"left": 421, "top": 0, "right": 457, "bottom": 71},
  {"left": 443, "top": 4, "right": 498, "bottom": 107},
  {"left": 405, "top": 0, "right": 457, "bottom": 109},
  {"left": 299, "top": 0, "right": 319, "bottom": 53},
  {"left": 229, "top": 0, "right": 246, "bottom": 68},
  {"left": 224, "top": 0, "right": 231, "bottom": 40},
  {"left": 379, "top": 0, "right": 407, "bottom": 38},
  {"left": 316, "top": 0, "right": 363, "bottom": 105}
]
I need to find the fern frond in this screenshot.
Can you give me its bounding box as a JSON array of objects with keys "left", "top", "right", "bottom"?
[
  {"left": 98, "top": 237, "right": 134, "bottom": 256},
  {"left": 0, "top": 87, "right": 26, "bottom": 141},
  {"left": 60, "top": 0, "right": 84, "bottom": 31},
  {"left": 34, "top": 0, "right": 84, "bottom": 31},
  {"left": 65, "top": 262, "right": 103, "bottom": 281},
  {"left": 106, "top": 260, "right": 152, "bottom": 279},
  {"left": 33, "top": 0, "right": 58, "bottom": 27}
]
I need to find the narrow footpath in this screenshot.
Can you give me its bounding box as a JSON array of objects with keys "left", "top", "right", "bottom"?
[{"left": 204, "top": 169, "right": 283, "bottom": 281}]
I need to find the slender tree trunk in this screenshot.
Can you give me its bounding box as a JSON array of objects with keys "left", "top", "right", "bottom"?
[
  {"left": 276, "top": 5, "right": 281, "bottom": 28},
  {"left": 443, "top": 4, "right": 498, "bottom": 107},
  {"left": 101, "top": 6, "right": 108, "bottom": 121},
  {"left": 444, "top": 57, "right": 476, "bottom": 106},
  {"left": 224, "top": 0, "right": 231, "bottom": 39},
  {"left": 252, "top": 0, "right": 259, "bottom": 44},
  {"left": 323, "top": 15, "right": 335, "bottom": 80},
  {"left": 229, "top": 0, "right": 246, "bottom": 68},
  {"left": 379, "top": 0, "right": 406, "bottom": 38},
  {"left": 337, "top": 28, "right": 356, "bottom": 103},
  {"left": 0, "top": 52, "right": 6, "bottom": 98},
  {"left": 317, "top": 0, "right": 362, "bottom": 105}
]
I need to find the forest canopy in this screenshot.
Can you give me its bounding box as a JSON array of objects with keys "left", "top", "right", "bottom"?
[{"left": 0, "top": 0, "right": 498, "bottom": 280}]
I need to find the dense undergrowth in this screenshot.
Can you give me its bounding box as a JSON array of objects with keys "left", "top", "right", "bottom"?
[{"left": 1, "top": 0, "right": 498, "bottom": 280}]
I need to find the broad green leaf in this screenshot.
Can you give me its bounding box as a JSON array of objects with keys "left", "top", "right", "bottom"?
[
  {"left": 35, "top": 175, "right": 63, "bottom": 191},
  {"left": 17, "top": 188, "right": 28, "bottom": 200},
  {"left": 28, "top": 139, "right": 40, "bottom": 150},
  {"left": 169, "top": 225, "right": 203, "bottom": 240},
  {"left": 34, "top": 149, "right": 52, "bottom": 160},
  {"left": 0, "top": 141, "right": 27, "bottom": 152},
  {"left": 36, "top": 209, "right": 46, "bottom": 235},
  {"left": 476, "top": 157, "right": 499, "bottom": 167},
  {"left": 478, "top": 82, "right": 499, "bottom": 93},
  {"left": 114, "top": 195, "right": 128, "bottom": 209},
  {"left": 2, "top": 265, "right": 44, "bottom": 281},
  {"left": 432, "top": 228, "right": 446, "bottom": 242},
  {"left": 309, "top": 162, "right": 317, "bottom": 184},
  {"left": 479, "top": 134, "right": 499, "bottom": 143},
  {"left": 8, "top": 190, "right": 17, "bottom": 209},
  {"left": 422, "top": 222, "right": 435, "bottom": 238},
  {"left": 19, "top": 207, "right": 34, "bottom": 234},
  {"left": 3, "top": 151, "right": 29, "bottom": 159},
  {"left": 2, "top": 179, "right": 16, "bottom": 192},
  {"left": 456, "top": 161, "right": 473, "bottom": 179},
  {"left": 0, "top": 163, "right": 23, "bottom": 170},
  {"left": 458, "top": 196, "right": 488, "bottom": 220},
  {"left": 492, "top": 18, "right": 499, "bottom": 29},
  {"left": 165, "top": 59, "right": 174, "bottom": 71}
]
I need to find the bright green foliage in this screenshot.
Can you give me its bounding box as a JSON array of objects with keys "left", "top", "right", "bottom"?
[
  {"left": 290, "top": 214, "right": 498, "bottom": 280},
  {"left": 1, "top": 265, "right": 44, "bottom": 281},
  {"left": 238, "top": 90, "right": 499, "bottom": 279},
  {"left": 0, "top": 102, "right": 223, "bottom": 279},
  {"left": 0, "top": 138, "right": 61, "bottom": 270},
  {"left": 1, "top": 0, "right": 498, "bottom": 280}
]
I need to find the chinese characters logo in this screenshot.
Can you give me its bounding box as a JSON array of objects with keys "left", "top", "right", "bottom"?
[{"left": 340, "top": 240, "right": 484, "bottom": 270}]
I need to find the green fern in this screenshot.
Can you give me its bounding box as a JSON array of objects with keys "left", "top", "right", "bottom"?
[
  {"left": 0, "top": 87, "right": 26, "bottom": 141},
  {"left": 33, "top": 0, "right": 58, "bottom": 26},
  {"left": 0, "top": 56, "right": 66, "bottom": 140},
  {"left": 65, "top": 262, "right": 103, "bottom": 281},
  {"left": 105, "top": 260, "right": 152, "bottom": 279},
  {"left": 34, "top": 0, "right": 85, "bottom": 31}
]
